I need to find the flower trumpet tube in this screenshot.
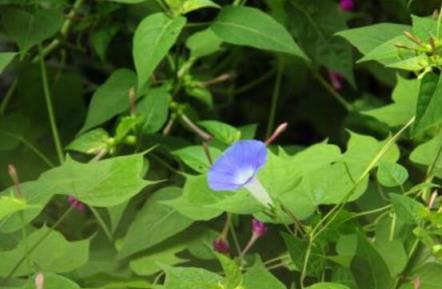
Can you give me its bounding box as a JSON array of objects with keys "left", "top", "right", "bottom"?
[{"left": 207, "top": 140, "right": 273, "bottom": 208}]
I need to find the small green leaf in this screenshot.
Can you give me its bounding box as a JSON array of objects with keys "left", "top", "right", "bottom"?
[
  {"left": 133, "top": 13, "right": 186, "bottom": 92},
  {"left": 413, "top": 72, "right": 442, "bottom": 136},
  {"left": 173, "top": 145, "right": 222, "bottom": 173},
  {"left": 137, "top": 85, "right": 170, "bottom": 134},
  {"left": 390, "top": 193, "right": 428, "bottom": 224},
  {"left": 66, "top": 128, "right": 110, "bottom": 154},
  {"left": 119, "top": 187, "right": 193, "bottom": 258},
  {"left": 0, "top": 52, "right": 16, "bottom": 74},
  {"left": 211, "top": 6, "right": 307, "bottom": 59},
  {"left": 80, "top": 69, "right": 137, "bottom": 133},
  {"left": 377, "top": 160, "right": 409, "bottom": 187},
  {"left": 243, "top": 256, "right": 287, "bottom": 289},
  {"left": 115, "top": 115, "right": 140, "bottom": 143},
  {"left": 187, "top": 29, "right": 223, "bottom": 59},
  {"left": 198, "top": 120, "right": 241, "bottom": 145}
]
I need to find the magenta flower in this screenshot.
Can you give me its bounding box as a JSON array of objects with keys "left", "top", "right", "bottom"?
[
  {"left": 252, "top": 219, "right": 268, "bottom": 238},
  {"left": 340, "top": 0, "right": 354, "bottom": 11},
  {"left": 207, "top": 140, "right": 273, "bottom": 208},
  {"left": 68, "top": 196, "right": 85, "bottom": 212},
  {"left": 213, "top": 238, "right": 230, "bottom": 253},
  {"left": 328, "top": 70, "right": 344, "bottom": 90}
]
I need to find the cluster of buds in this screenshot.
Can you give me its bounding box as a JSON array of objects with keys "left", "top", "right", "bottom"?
[
  {"left": 213, "top": 218, "right": 268, "bottom": 255},
  {"left": 395, "top": 28, "right": 442, "bottom": 77}
]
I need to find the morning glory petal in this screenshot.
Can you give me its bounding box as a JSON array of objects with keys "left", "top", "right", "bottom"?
[{"left": 208, "top": 140, "right": 267, "bottom": 191}]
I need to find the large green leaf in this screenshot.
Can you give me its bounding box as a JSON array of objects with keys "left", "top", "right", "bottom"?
[
  {"left": 133, "top": 13, "right": 186, "bottom": 92},
  {"left": 0, "top": 227, "right": 89, "bottom": 277},
  {"left": 243, "top": 257, "right": 287, "bottom": 289},
  {"left": 337, "top": 23, "right": 409, "bottom": 55},
  {"left": 211, "top": 6, "right": 307, "bottom": 59},
  {"left": 412, "top": 72, "right": 442, "bottom": 136},
  {"left": 43, "top": 154, "right": 151, "bottom": 207},
  {"left": 136, "top": 85, "right": 170, "bottom": 134},
  {"left": 80, "top": 69, "right": 137, "bottom": 133},
  {"left": 286, "top": 0, "right": 354, "bottom": 85},
  {"left": 0, "top": 52, "right": 16, "bottom": 73},
  {"left": 364, "top": 76, "right": 420, "bottom": 127},
  {"left": 119, "top": 187, "right": 193, "bottom": 258},
  {"left": 0, "top": 7, "right": 63, "bottom": 53},
  {"left": 350, "top": 235, "right": 393, "bottom": 289}
]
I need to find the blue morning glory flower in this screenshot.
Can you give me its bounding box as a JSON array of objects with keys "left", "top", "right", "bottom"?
[{"left": 207, "top": 140, "right": 273, "bottom": 208}]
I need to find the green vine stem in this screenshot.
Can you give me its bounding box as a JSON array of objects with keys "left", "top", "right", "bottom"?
[
  {"left": 38, "top": 45, "right": 64, "bottom": 165},
  {"left": 266, "top": 59, "right": 285, "bottom": 139}
]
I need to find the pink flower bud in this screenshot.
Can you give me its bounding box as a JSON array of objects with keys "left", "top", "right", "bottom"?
[
  {"left": 340, "top": 0, "right": 355, "bottom": 11},
  {"left": 35, "top": 273, "right": 44, "bottom": 289},
  {"left": 252, "top": 218, "right": 267, "bottom": 238},
  {"left": 213, "top": 238, "right": 230, "bottom": 253},
  {"left": 68, "top": 196, "right": 85, "bottom": 212},
  {"left": 328, "top": 70, "right": 344, "bottom": 90}
]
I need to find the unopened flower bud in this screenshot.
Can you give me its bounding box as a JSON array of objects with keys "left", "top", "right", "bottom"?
[
  {"left": 340, "top": 0, "right": 354, "bottom": 11},
  {"left": 35, "top": 272, "right": 44, "bottom": 289},
  {"left": 68, "top": 196, "right": 85, "bottom": 212},
  {"left": 252, "top": 218, "right": 267, "bottom": 238},
  {"left": 213, "top": 238, "right": 230, "bottom": 254}
]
